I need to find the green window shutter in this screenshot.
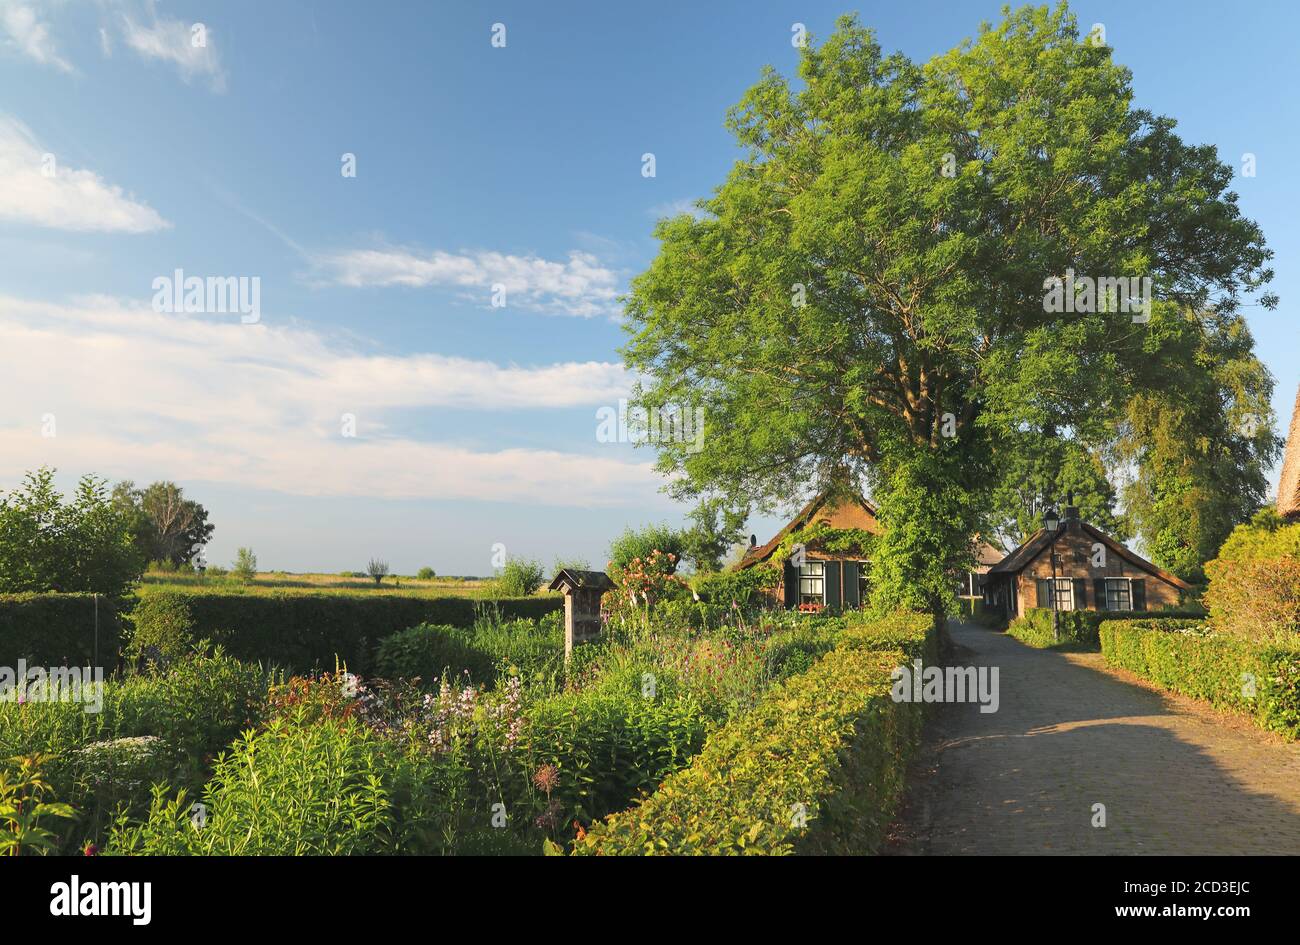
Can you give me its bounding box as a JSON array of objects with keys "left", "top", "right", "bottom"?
[
  {"left": 1035, "top": 578, "right": 1049, "bottom": 608},
  {"left": 843, "top": 561, "right": 860, "bottom": 608},
  {"left": 1131, "top": 578, "right": 1147, "bottom": 612},
  {"left": 1073, "top": 578, "right": 1088, "bottom": 610},
  {"left": 783, "top": 562, "right": 798, "bottom": 610},
  {"left": 1094, "top": 578, "right": 1107, "bottom": 612},
  {"left": 825, "top": 560, "right": 842, "bottom": 609}
]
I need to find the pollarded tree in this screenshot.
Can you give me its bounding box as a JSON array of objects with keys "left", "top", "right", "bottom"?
[{"left": 621, "top": 6, "right": 1274, "bottom": 615}]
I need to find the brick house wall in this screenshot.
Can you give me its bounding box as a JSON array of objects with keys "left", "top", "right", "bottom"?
[{"left": 1012, "top": 523, "right": 1183, "bottom": 614}]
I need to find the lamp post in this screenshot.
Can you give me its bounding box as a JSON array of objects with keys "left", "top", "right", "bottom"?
[{"left": 1043, "top": 507, "right": 1061, "bottom": 641}]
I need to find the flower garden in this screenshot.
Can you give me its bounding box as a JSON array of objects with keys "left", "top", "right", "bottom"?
[{"left": 1, "top": 582, "right": 936, "bottom": 856}]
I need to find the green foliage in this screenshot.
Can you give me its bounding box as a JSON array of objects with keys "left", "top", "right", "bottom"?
[
  {"left": 0, "top": 755, "right": 76, "bottom": 856},
  {"left": 1203, "top": 513, "right": 1300, "bottom": 641},
  {"left": 574, "top": 613, "right": 935, "bottom": 855},
  {"left": 681, "top": 498, "right": 748, "bottom": 573},
  {"left": 494, "top": 557, "right": 545, "bottom": 597},
  {"left": 0, "top": 593, "right": 123, "bottom": 670},
  {"left": 1100, "top": 619, "right": 1300, "bottom": 740},
  {"left": 607, "top": 524, "right": 686, "bottom": 576},
  {"left": 128, "top": 590, "right": 562, "bottom": 674},
  {"left": 619, "top": 7, "right": 1273, "bottom": 618},
  {"left": 1007, "top": 607, "right": 1206, "bottom": 650},
  {"left": 112, "top": 480, "right": 214, "bottom": 568},
  {"left": 0, "top": 468, "right": 143, "bottom": 602},
  {"left": 231, "top": 548, "right": 257, "bottom": 582},
  {"left": 987, "top": 436, "right": 1126, "bottom": 548},
  {"left": 416, "top": 567, "right": 437, "bottom": 580},
  {"left": 375, "top": 616, "right": 564, "bottom": 687}
]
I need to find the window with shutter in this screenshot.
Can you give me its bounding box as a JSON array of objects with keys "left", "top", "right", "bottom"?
[
  {"left": 1073, "top": 577, "right": 1088, "bottom": 610},
  {"left": 1094, "top": 578, "right": 1107, "bottom": 612},
  {"left": 1131, "top": 578, "right": 1147, "bottom": 612}
]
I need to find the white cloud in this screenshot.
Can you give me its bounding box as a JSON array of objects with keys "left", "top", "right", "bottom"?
[
  {"left": 0, "top": 295, "right": 654, "bottom": 506},
  {"left": 317, "top": 246, "right": 623, "bottom": 318},
  {"left": 120, "top": 12, "right": 224, "bottom": 91},
  {"left": 648, "top": 198, "right": 709, "bottom": 221},
  {"left": 0, "top": 114, "right": 169, "bottom": 232},
  {"left": 0, "top": 1, "right": 72, "bottom": 72}
]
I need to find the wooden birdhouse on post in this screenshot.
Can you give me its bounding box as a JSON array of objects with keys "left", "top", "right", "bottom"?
[{"left": 548, "top": 568, "right": 616, "bottom": 659}]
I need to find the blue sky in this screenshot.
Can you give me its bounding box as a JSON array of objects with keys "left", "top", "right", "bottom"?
[{"left": 0, "top": 0, "right": 1296, "bottom": 575}]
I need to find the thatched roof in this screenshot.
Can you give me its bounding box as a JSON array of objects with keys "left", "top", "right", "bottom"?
[{"left": 1279, "top": 384, "right": 1300, "bottom": 521}]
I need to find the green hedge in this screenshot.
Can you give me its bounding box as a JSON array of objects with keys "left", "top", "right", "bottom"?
[
  {"left": 1007, "top": 608, "right": 1206, "bottom": 650},
  {"left": 131, "top": 591, "right": 562, "bottom": 674},
  {"left": 0, "top": 593, "right": 122, "bottom": 671},
  {"left": 375, "top": 617, "right": 565, "bottom": 685},
  {"left": 572, "top": 612, "right": 936, "bottom": 855},
  {"left": 1100, "top": 619, "right": 1300, "bottom": 740}
]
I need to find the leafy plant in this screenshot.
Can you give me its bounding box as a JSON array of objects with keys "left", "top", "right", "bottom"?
[
  {"left": 0, "top": 755, "right": 76, "bottom": 856},
  {"left": 231, "top": 548, "right": 257, "bottom": 582}
]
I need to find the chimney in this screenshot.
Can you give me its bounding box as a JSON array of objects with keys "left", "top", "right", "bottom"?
[{"left": 1060, "top": 490, "right": 1080, "bottom": 529}]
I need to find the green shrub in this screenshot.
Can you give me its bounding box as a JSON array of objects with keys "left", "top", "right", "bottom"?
[
  {"left": 106, "top": 714, "right": 395, "bottom": 855},
  {"left": 494, "top": 557, "right": 545, "bottom": 597},
  {"left": 573, "top": 612, "right": 935, "bottom": 855},
  {"left": 1100, "top": 619, "right": 1300, "bottom": 740},
  {"left": 520, "top": 689, "right": 710, "bottom": 830},
  {"left": 1203, "top": 516, "right": 1300, "bottom": 641},
  {"left": 416, "top": 567, "right": 436, "bottom": 580},
  {"left": 0, "top": 593, "right": 123, "bottom": 671},
  {"left": 375, "top": 615, "right": 564, "bottom": 686},
  {"left": 1007, "top": 608, "right": 1205, "bottom": 650},
  {"left": 128, "top": 591, "right": 562, "bottom": 674}
]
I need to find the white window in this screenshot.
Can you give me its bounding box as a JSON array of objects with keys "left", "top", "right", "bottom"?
[
  {"left": 1045, "top": 578, "right": 1074, "bottom": 611},
  {"left": 799, "top": 561, "right": 825, "bottom": 606},
  {"left": 1104, "top": 578, "right": 1131, "bottom": 612}
]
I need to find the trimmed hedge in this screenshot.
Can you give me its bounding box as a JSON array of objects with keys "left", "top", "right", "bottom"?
[
  {"left": 375, "top": 617, "right": 564, "bottom": 685},
  {"left": 1007, "top": 607, "right": 1206, "bottom": 650},
  {"left": 0, "top": 593, "right": 122, "bottom": 671},
  {"left": 131, "top": 591, "right": 562, "bottom": 674},
  {"left": 572, "top": 612, "right": 936, "bottom": 855},
  {"left": 1100, "top": 619, "right": 1300, "bottom": 740}
]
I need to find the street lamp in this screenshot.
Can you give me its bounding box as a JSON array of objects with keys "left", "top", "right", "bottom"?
[{"left": 1043, "top": 507, "right": 1061, "bottom": 641}]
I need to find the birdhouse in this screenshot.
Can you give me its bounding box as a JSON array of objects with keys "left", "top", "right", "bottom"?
[{"left": 547, "top": 568, "right": 617, "bottom": 659}]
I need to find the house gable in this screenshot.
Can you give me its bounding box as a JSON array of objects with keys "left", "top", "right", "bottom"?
[{"left": 735, "top": 491, "right": 880, "bottom": 570}]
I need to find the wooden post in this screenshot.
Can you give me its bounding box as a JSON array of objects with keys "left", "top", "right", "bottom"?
[{"left": 547, "top": 569, "right": 616, "bottom": 660}]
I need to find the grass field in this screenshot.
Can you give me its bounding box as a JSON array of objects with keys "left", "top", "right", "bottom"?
[{"left": 138, "top": 570, "right": 555, "bottom": 599}]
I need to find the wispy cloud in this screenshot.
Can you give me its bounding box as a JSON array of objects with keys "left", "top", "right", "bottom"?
[
  {"left": 316, "top": 246, "right": 623, "bottom": 318},
  {"left": 0, "top": 1, "right": 72, "bottom": 72},
  {"left": 647, "top": 197, "right": 709, "bottom": 221},
  {"left": 0, "top": 114, "right": 169, "bottom": 232},
  {"left": 0, "top": 295, "right": 651, "bottom": 505},
  {"left": 120, "top": 10, "right": 224, "bottom": 91}
]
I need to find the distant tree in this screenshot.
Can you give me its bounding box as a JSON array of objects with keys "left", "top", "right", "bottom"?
[
  {"left": 0, "top": 467, "right": 143, "bottom": 601},
  {"left": 113, "top": 480, "right": 214, "bottom": 567},
  {"left": 681, "top": 498, "right": 748, "bottom": 573},
  {"left": 232, "top": 548, "right": 258, "bottom": 582},
  {"left": 416, "top": 566, "right": 437, "bottom": 580},
  {"left": 496, "top": 557, "right": 545, "bottom": 596},
  {"left": 366, "top": 558, "right": 390, "bottom": 586},
  {"left": 551, "top": 556, "right": 591, "bottom": 575}
]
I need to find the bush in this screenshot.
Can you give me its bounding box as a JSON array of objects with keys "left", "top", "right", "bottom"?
[
  {"left": 231, "top": 548, "right": 257, "bottom": 582},
  {"left": 1204, "top": 516, "right": 1300, "bottom": 641},
  {"left": 573, "top": 612, "right": 936, "bottom": 855},
  {"left": 495, "top": 558, "right": 545, "bottom": 597},
  {"left": 520, "top": 689, "right": 710, "bottom": 831},
  {"left": 0, "top": 648, "right": 271, "bottom": 848},
  {"left": 0, "top": 593, "right": 123, "bottom": 671},
  {"left": 128, "top": 591, "right": 562, "bottom": 675},
  {"left": 1100, "top": 619, "right": 1300, "bottom": 740},
  {"left": 106, "top": 714, "right": 396, "bottom": 855},
  {"left": 416, "top": 567, "right": 436, "bottom": 581},
  {"left": 1006, "top": 608, "right": 1206, "bottom": 650},
  {"left": 376, "top": 614, "right": 566, "bottom": 687}
]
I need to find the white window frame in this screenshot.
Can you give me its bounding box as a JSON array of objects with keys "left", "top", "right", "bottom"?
[
  {"left": 799, "top": 560, "right": 825, "bottom": 606},
  {"left": 1047, "top": 577, "right": 1075, "bottom": 612}
]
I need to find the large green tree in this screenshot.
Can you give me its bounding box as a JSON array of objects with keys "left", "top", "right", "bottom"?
[
  {"left": 622, "top": 6, "right": 1274, "bottom": 615},
  {"left": 112, "top": 480, "right": 215, "bottom": 567},
  {"left": 0, "top": 468, "right": 144, "bottom": 601}
]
